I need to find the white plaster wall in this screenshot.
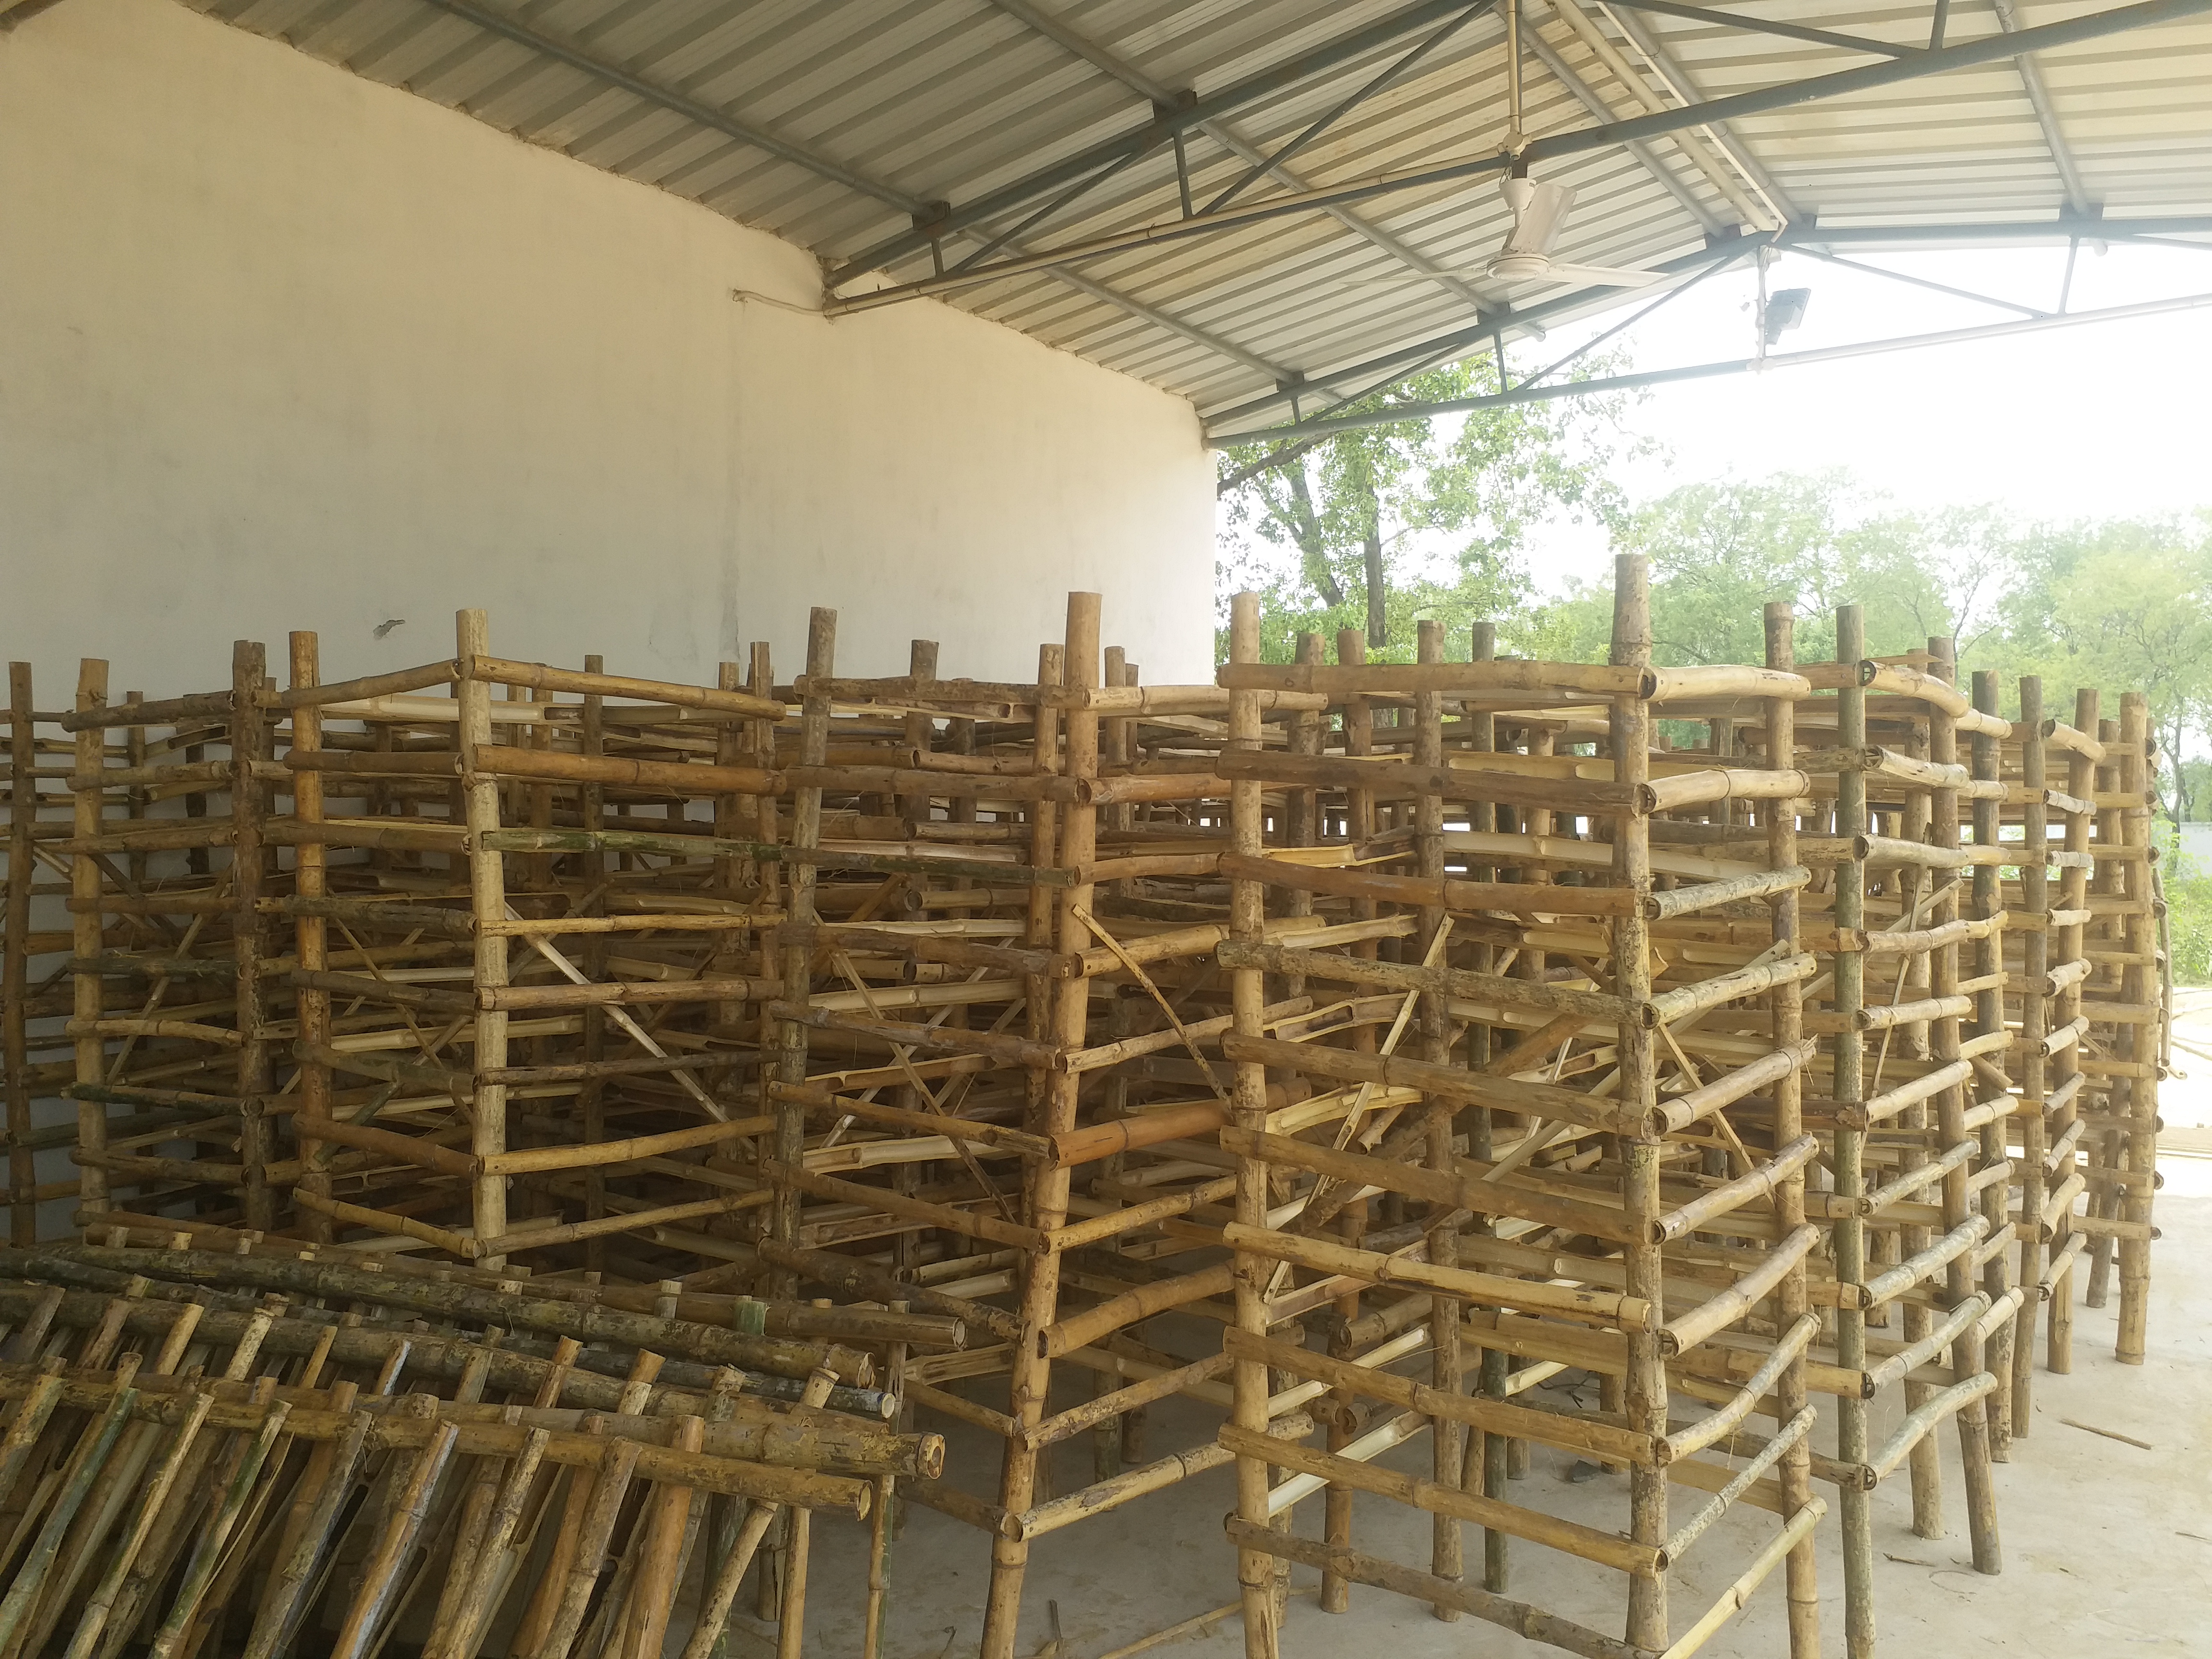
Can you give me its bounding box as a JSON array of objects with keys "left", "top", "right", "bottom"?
[{"left": 0, "top": 0, "right": 1217, "bottom": 703}]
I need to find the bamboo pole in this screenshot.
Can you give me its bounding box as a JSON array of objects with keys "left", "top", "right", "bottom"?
[
  {"left": 1224, "top": 590, "right": 1278, "bottom": 1659},
  {"left": 289, "top": 632, "right": 333, "bottom": 1244},
  {"left": 981, "top": 595, "right": 1100, "bottom": 1659},
  {"left": 70, "top": 660, "right": 110, "bottom": 1226},
  {"left": 2114, "top": 690, "right": 2154, "bottom": 1364},
  {"left": 770, "top": 611, "right": 836, "bottom": 1299},
  {"left": 1971, "top": 670, "right": 2017, "bottom": 1457},
  {"left": 1927, "top": 639, "right": 2001, "bottom": 1577},
  {"left": 2047, "top": 688, "right": 2096, "bottom": 1374},
  {"left": 1761, "top": 601, "right": 1821, "bottom": 1659},
  {"left": 2011, "top": 678, "right": 2051, "bottom": 1420},
  {"left": 228, "top": 641, "right": 274, "bottom": 1231},
  {"left": 4, "top": 666, "right": 34, "bottom": 1248},
  {"left": 1829, "top": 606, "right": 1875, "bottom": 1659},
  {"left": 677, "top": 1367, "right": 838, "bottom": 1659},
  {"left": 1611, "top": 555, "right": 1668, "bottom": 1653},
  {"left": 456, "top": 613, "right": 509, "bottom": 1265}
]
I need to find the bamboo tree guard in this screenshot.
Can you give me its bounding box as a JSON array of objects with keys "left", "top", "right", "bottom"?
[
  {"left": 1779, "top": 618, "right": 2008, "bottom": 1659},
  {"left": 1219, "top": 556, "right": 1828, "bottom": 1659},
  {"left": 2, "top": 670, "right": 74, "bottom": 1246},
  {"left": 56, "top": 652, "right": 281, "bottom": 1232}
]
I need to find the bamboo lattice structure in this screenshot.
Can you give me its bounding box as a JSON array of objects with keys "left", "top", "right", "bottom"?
[{"left": 0, "top": 566, "right": 2173, "bottom": 1658}]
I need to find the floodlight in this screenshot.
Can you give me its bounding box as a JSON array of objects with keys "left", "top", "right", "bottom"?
[{"left": 1764, "top": 287, "right": 1812, "bottom": 345}]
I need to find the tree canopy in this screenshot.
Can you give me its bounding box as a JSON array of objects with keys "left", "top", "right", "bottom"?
[
  {"left": 1219, "top": 454, "right": 2212, "bottom": 823},
  {"left": 1215, "top": 357, "right": 1635, "bottom": 662}
]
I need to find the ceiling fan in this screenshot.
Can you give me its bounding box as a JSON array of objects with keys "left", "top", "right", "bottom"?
[
  {"left": 1328, "top": 173, "right": 1671, "bottom": 290},
  {"left": 1483, "top": 174, "right": 1666, "bottom": 288},
  {"left": 1333, "top": 0, "right": 1671, "bottom": 293},
  {"left": 1482, "top": 0, "right": 1664, "bottom": 289}
]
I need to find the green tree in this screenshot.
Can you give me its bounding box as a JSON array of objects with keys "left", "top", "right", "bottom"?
[
  {"left": 1216, "top": 358, "right": 1632, "bottom": 662},
  {"left": 1598, "top": 472, "right": 2008, "bottom": 666},
  {"left": 1512, "top": 472, "right": 2015, "bottom": 680},
  {"left": 1985, "top": 513, "right": 2212, "bottom": 821}
]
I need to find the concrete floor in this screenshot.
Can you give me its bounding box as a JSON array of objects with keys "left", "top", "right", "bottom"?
[{"left": 721, "top": 1126, "right": 2212, "bottom": 1658}]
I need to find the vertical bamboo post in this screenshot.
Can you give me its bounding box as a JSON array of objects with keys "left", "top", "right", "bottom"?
[
  {"left": 1905, "top": 652, "right": 1952, "bottom": 1537},
  {"left": 770, "top": 611, "right": 835, "bottom": 1300},
  {"left": 72, "top": 660, "right": 110, "bottom": 1228},
  {"left": 2085, "top": 716, "right": 2123, "bottom": 1308},
  {"left": 579, "top": 654, "right": 608, "bottom": 1275},
  {"left": 1608, "top": 556, "right": 1666, "bottom": 1653},
  {"left": 1929, "top": 639, "right": 2001, "bottom": 1576},
  {"left": 457, "top": 612, "right": 509, "bottom": 1266},
  {"left": 290, "top": 635, "right": 332, "bottom": 1245},
  {"left": 1024, "top": 643, "right": 1064, "bottom": 1099},
  {"left": 1763, "top": 601, "right": 1820, "bottom": 1659},
  {"left": 229, "top": 641, "right": 274, "bottom": 1231},
  {"left": 1286, "top": 632, "right": 1323, "bottom": 951},
  {"left": 2012, "top": 675, "right": 2048, "bottom": 1426},
  {"left": 5, "top": 665, "right": 34, "bottom": 1247},
  {"left": 1970, "top": 670, "right": 2016, "bottom": 1456},
  {"left": 1895, "top": 685, "right": 1940, "bottom": 1505},
  {"left": 1831, "top": 605, "right": 1874, "bottom": 1659},
  {"left": 2115, "top": 690, "right": 2154, "bottom": 1364},
  {"left": 2048, "top": 687, "right": 2096, "bottom": 1373},
  {"left": 1318, "top": 626, "right": 1355, "bottom": 1619},
  {"left": 1104, "top": 643, "right": 1132, "bottom": 843},
  {"left": 1409, "top": 617, "right": 1463, "bottom": 1618},
  {"left": 1336, "top": 632, "right": 1378, "bottom": 1066},
  {"left": 894, "top": 641, "right": 939, "bottom": 1288},
  {"left": 1460, "top": 620, "right": 1514, "bottom": 1595},
  {"left": 1224, "top": 589, "right": 1277, "bottom": 1659},
  {"left": 982, "top": 595, "right": 1099, "bottom": 1659}
]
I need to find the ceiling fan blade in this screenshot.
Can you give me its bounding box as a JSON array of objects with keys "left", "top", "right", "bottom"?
[
  {"left": 1330, "top": 268, "right": 1491, "bottom": 284},
  {"left": 1502, "top": 179, "right": 1576, "bottom": 258},
  {"left": 1542, "top": 262, "right": 1669, "bottom": 287}
]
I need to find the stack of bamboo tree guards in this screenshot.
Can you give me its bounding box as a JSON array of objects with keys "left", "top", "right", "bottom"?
[
  {"left": 0, "top": 1235, "right": 936, "bottom": 1658},
  {"left": 2, "top": 669, "right": 77, "bottom": 1246},
  {"left": 1211, "top": 561, "right": 1829, "bottom": 1659},
  {"left": 2060, "top": 691, "right": 2163, "bottom": 1359},
  {"left": 54, "top": 645, "right": 293, "bottom": 1236},
  {"left": 1770, "top": 623, "right": 2013, "bottom": 1659},
  {"left": 773, "top": 597, "right": 1332, "bottom": 1659},
  {"left": 9, "top": 575, "right": 2176, "bottom": 1659},
  {"left": 1992, "top": 681, "right": 2163, "bottom": 1382},
  {"left": 37, "top": 603, "right": 1334, "bottom": 1654}
]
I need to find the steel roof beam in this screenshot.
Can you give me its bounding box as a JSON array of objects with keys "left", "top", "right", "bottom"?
[
  {"left": 825, "top": 0, "right": 1484, "bottom": 285},
  {"left": 1595, "top": 2, "right": 1800, "bottom": 221},
  {"left": 1208, "top": 287, "right": 2212, "bottom": 443},
  {"left": 1798, "top": 216, "right": 2212, "bottom": 243},
  {"left": 1202, "top": 5, "right": 1490, "bottom": 214},
  {"left": 1788, "top": 245, "right": 2051, "bottom": 316},
  {"left": 1541, "top": 0, "right": 1778, "bottom": 227},
  {"left": 830, "top": 0, "right": 2212, "bottom": 313},
  {"left": 1601, "top": 0, "right": 1920, "bottom": 58},
  {"left": 1520, "top": 0, "right": 2212, "bottom": 163},
  {"left": 1988, "top": 0, "right": 2093, "bottom": 214},
  {"left": 1199, "top": 234, "right": 1765, "bottom": 429},
  {"left": 980, "top": 0, "right": 1502, "bottom": 354},
  {"left": 1519, "top": 18, "right": 1728, "bottom": 231},
  {"left": 1195, "top": 210, "right": 2212, "bottom": 428},
  {"left": 413, "top": 0, "right": 928, "bottom": 213},
  {"left": 411, "top": 0, "right": 1302, "bottom": 383}
]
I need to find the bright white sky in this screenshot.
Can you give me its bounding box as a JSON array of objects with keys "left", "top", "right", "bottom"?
[{"left": 1505, "top": 240, "right": 2212, "bottom": 592}]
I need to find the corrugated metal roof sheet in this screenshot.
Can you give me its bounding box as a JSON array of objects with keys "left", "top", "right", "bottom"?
[{"left": 183, "top": 0, "right": 2212, "bottom": 428}]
